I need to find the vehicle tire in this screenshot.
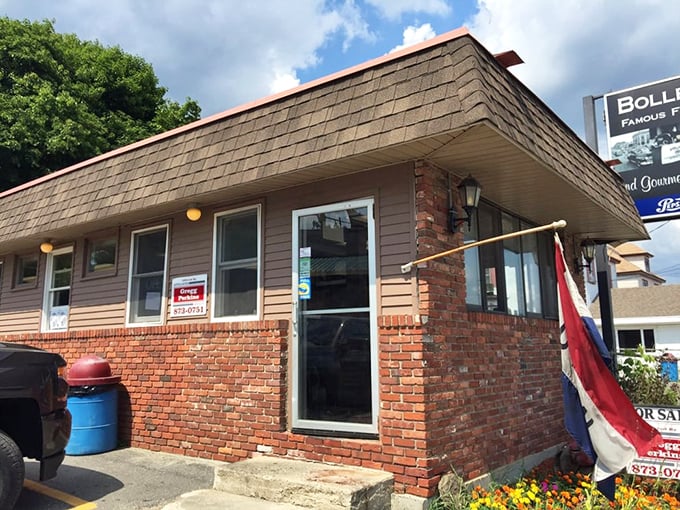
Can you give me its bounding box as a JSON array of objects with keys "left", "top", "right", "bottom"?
[{"left": 0, "top": 430, "right": 25, "bottom": 510}]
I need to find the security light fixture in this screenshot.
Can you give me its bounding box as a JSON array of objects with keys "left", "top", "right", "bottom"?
[
  {"left": 449, "top": 174, "right": 482, "bottom": 232},
  {"left": 186, "top": 206, "right": 202, "bottom": 222},
  {"left": 576, "top": 239, "right": 596, "bottom": 269}
]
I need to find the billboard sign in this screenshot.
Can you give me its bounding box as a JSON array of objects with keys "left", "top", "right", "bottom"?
[{"left": 604, "top": 75, "right": 680, "bottom": 221}]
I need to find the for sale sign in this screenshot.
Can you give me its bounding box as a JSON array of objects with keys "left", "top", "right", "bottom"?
[
  {"left": 629, "top": 406, "right": 680, "bottom": 479},
  {"left": 170, "top": 274, "right": 207, "bottom": 317}
]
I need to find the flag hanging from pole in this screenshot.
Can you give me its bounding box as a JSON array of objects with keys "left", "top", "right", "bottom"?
[{"left": 554, "top": 234, "right": 662, "bottom": 497}]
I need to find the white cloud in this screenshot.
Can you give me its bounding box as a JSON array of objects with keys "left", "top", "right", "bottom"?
[
  {"left": 269, "top": 72, "right": 301, "bottom": 94},
  {"left": 467, "top": 0, "right": 680, "bottom": 132},
  {"left": 389, "top": 23, "right": 437, "bottom": 53},
  {"left": 638, "top": 220, "right": 680, "bottom": 282},
  {"left": 2, "top": 0, "right": 376, "bottom": 116},
  {"left": 336, "top": 0, "right": 376, "bottom": 51},
  {"left": 365, "top": 0, "right": 451, "bottom": 20},
  {"left": 466, "top": 0, "right": 680, "bottom": 282}
]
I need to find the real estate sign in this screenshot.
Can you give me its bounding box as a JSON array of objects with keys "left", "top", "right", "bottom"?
[
  {"left": 170, "top": 274, "right": 208, "bottom": 317},
  {"left": 604, "top": 75, "right": 680, "bottom": 221},
  {"left": 629, "top": 405, "right": 680, "bottom": 479}
]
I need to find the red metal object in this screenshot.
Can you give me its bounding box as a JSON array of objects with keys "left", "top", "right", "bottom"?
[{"left": 67, "top": 355, "right": 121, "bottom": 386}]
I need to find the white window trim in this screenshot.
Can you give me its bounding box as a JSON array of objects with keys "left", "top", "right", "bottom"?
[
  {"left": 291, "top": 197, "right": 379, "bottom": 435},
  {"left": 41, "top": 246, "right": 73, "bottom": 333},
  {"left": 210, "top": 204, "right": 262, "bottom": 323},
  {"left": 125, "top": 224, "right": 169, "bottom": 327}
]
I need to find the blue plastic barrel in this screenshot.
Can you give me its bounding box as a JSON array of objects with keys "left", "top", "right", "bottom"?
[
  {"left": 66, "top": 387, "right": 118, "bottom": 455},
  {"left": 661, "top": 360, "right": 679, "bottom": 382}
]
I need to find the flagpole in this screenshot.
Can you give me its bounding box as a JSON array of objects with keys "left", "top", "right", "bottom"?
[{"left": 400, "top": 219, "right": 567, "bottom": 273}]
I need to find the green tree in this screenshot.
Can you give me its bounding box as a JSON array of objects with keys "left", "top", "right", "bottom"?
[{"left": 0, "top": 17, "right": 201, "bottom": 190}]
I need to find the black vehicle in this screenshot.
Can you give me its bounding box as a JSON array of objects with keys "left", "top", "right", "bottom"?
[
  {"left": 0, "top": 343, "right": 71, "bottom": 509},
  {"left": 627, "top": 143, "right": 653, "bottom": 167}
]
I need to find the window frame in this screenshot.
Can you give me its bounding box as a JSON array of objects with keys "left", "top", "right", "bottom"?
[
  {"left": 617, "top": 328, "right": 656, "bottom": 352},
  {"left": 126, "top": 224, "right": 169, "bottom": 327},
  {"left": 465, "top": 200, "right": 557, "bottom": 319},
  {"left": 13, "top": 253, "right": 39, "bottom": 289},
  {"left": 41, "top": 246, "right": 74, "bottom": 332},
  {"left": 83, "top": 231, "right": 119, "bottom": 279},
  {"left": 210, "top": 204, "right": 262, "bottom": 323}
]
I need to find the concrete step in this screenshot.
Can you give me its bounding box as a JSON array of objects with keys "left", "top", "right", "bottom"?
[
  {"left": 163, "top": 489, "right": 310, "bottom": 510},
  {"left": 213, "top": 456, "right": 394, "bottom": 510}
]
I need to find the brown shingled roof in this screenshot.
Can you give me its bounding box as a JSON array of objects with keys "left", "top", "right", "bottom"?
[
  {"left": 616, "top": 242, "right": 652, "bottom": 257},
  {"left": 0, "top": 28, "right": 647, "bottom": 253},
  {"left": 590, "top": 285, "right": 680, "bottom": 318}
]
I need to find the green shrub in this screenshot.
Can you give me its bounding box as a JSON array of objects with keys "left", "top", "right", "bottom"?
[{"left": 618, "top": 347, "right": 680, "bottom": 406}]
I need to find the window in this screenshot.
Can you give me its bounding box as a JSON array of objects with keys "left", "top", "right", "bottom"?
[
  {"left": 618, "top": 329, "right": 655, "bottom": 352},
  {"left": 127, "top": 225, "right": 168, "bottom": 325},
  {"left": 42, "top": 247, "right": 73, "bottom": 332},
  {"left": 465, "top": 201, "right": 557, "bottom": 318},
  {"left": 212, "top": 205, "right": 260, "bottom": 320},
  {"left": 85, "top": 236, "right": 118, "bottom": 275},
  {"left": 15, "top": 254, "right": 38, "bottom": 287}
]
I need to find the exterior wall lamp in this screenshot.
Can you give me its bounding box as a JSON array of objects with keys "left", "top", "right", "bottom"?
[
  {"left": 40, "top": 241, "right": 54, "bottom": 254},
  {"left": 449, "top": 174, "right": 482, "bottom": 232},
  {"left": 186, "top": 206, "right": 202, "bottom": 222},
  {"left": 576, "top": 239, "right": 596, "bottom": 269}
]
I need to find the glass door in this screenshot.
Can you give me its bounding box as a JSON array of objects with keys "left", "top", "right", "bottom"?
[{"left": 292, "top": 199, "right": 378, "bottom": 435}]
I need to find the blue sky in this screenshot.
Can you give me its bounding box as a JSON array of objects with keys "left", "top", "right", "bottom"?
[{"left": 2, "top": 0, "right": 680, "bottom": 282}]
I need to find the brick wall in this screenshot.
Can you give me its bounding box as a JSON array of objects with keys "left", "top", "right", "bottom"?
[
  {"left": 412, "top": 161, "right": 565, "bottom": 490},
  {"left": 6, "top": 318, "right": 437, "bottom": 497},
  {"left": 10, "top": 322, "right": 290, "bottom": 462}
]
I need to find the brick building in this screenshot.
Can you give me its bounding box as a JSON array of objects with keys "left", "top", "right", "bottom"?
[{"left": 0, "top": 28, "right": 646, "bottom": 506}]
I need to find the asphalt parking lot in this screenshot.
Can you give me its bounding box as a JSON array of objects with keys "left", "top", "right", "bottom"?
[{"left": 16, "top": 448, "right": 221, "bottom": 510}]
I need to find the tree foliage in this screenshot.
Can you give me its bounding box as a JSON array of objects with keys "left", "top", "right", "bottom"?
[{"left": 0, "top": 17, "right": 201, "bottom": 190}]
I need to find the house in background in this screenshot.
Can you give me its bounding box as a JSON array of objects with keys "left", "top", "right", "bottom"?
[
  {"left": 585, "top": 241, "right": 665, "bottom": 303},
  {"left": 590, "top": 285, "right": 680, "bottom": 357},
  {"left": 612, "top": 242, "right": 665, "bottom": 288},
  {"left": 590, "top": 242, "right": 679, "bottom": 358},
  {"left": 0, "top": 28, "right": 647, "bottom": 508}
]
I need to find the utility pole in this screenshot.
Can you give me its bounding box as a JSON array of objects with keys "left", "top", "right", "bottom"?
[{"left": 582, "top": 95, "right": 618, "bottom": 373}]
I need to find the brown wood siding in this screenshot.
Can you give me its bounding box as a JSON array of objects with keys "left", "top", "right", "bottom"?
[
  {"left": 68, "top": 229, "right": 130, "bottom": 329},
  {"left": 0, "top": 164, "right": 416, "bottom": 334},
  {"left": 165, "top": 213, "right": 212, "bottom": 325},
  {"left": 0, "top": 311, "right": 42, "bottom": 334},
  {"left": 375, "top": 172, "right": 416, "bottom": 315},
  {"left": 0, "top": 253, "right": 47, "bottom": 333}
]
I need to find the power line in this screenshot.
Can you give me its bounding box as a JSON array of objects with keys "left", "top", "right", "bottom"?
[{"left": 646, "top": 221, "right": 670, "bottom": 234}]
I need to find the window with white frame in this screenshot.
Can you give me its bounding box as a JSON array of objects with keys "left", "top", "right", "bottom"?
[
  {"left": 42, "top": 247, "right": 73, "bottom": 332},
  {"left": 464, "top": 201, "right": 557, "bottom": 318},
  {"left": 212, "top": 206, "right": 260, "bottom": 320},
  {"left": 618, "top": 329, "right": 655, "bottom": 352},
  {"left": 127, "top": 225, "right": 168, "bottom": 325}
]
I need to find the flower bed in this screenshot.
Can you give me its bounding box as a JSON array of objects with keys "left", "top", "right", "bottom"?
[{"left": 430, "top": 463, "right": 680, "bottom": 509}]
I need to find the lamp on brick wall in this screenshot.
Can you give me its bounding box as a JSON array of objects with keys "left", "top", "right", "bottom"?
[
  {"left": 449, "top": 174, "right": 482, "bottom": 232},
  {"left": 576, "top": 239, "right": 596, "bottom": 269}
]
